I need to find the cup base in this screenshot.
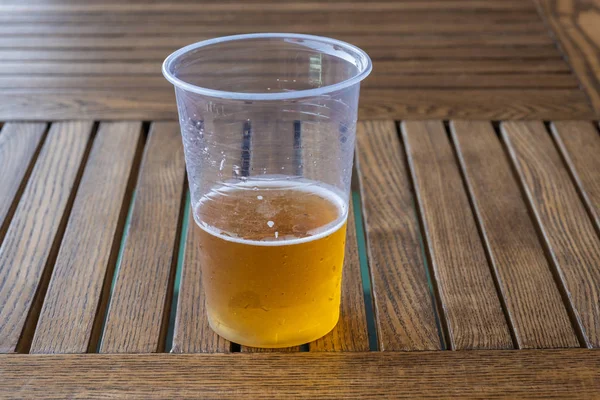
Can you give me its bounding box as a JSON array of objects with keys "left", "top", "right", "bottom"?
[{"left": 207, "top": 313, "right": 340, "bottom": 349}]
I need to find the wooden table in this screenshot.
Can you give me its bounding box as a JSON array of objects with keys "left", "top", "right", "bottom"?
[{"left": 1, "top": 0, "right": 600, "bottom": 398}]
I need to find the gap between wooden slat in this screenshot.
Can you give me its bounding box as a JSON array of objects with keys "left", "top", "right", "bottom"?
[
  {"left": 164, "top": 189, "right": 190, "bottom": 352},
  {"left": 351, "top": 190, "right": 379, "bottom": 351}
]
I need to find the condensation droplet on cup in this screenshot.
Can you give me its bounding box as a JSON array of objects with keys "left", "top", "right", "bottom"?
[
  {"left": 267, "top": 221, "right": 275, "bottom": 228},
  {"left": 219, "top": 158, "right": 225, "bottom": 171},
  {"left": 275, "top": 231, "right": 279, "bottom": 238},
  {"left": 257, "top": 195, "right": 263, "bottom": 200}
]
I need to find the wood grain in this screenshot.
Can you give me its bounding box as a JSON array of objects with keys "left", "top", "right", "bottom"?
[
  {"left": 0, "top": 73, "right": 581, "bottom": 90},
  {"left": 310, "top": 203, "right": 369, "bottom": 352},
  {"left": 0, "top": 0, "right": 591, "bottom": 120},
  {"left": 100, "top": 122, "right": 186, "bottom": 353},
  {"left": 1, "top": 89, "right": 595, "bottom": 121},
  {"left": 450, "top": 120, "right": 579, "bottom": 349},
  {"left": 0, "top": 60, "right": 572, "bottom": 75},
  {"left": 0, "top": 121, "right": 93, "bottom": 353},
  {"left": 402, "top": 121, "right": 512, "bottom": 350},
  {"left": 535, "top": 0, "right": 600, "bottom": 114},
  {"left": 501, "top": 121, "right": 600, "bottom": 348},
  {"left": 0, "top": 350, "right": 599, "bottom": 399},
  {"left": 30, "top": 122, "right": 142, "bottom": 354},
  {"left": 171, "top": 208, "right": 230, "bottom": 353},
  {"left": 0, "top": 122, "right": 46, "bottom": 241},
  {"left": 0, "top": 46, "right": 565, "bottom": 62},
  {"left": 551, "top": 121, "right": 600, "bottom": 236},
  {"left": 355, "top": 121, "right": 441, "bottom": 351}
]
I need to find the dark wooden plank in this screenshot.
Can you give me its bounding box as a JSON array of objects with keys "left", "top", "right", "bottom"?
[
  {"left": 0, "top": 89, "right": 595, "bottom": 121},
  {"left": 0, "top": 121, "right": 93, "bottom": 353},
  {"left": 0, "top": 122, "right": 46, "bottom": 241},
  {"left": 402, "top": 121, "right": 512, "bottom": 350},
  {"left": 551, "top": 121, "right": 600, "bottom": 235},
  {"left": 501, "top": 121, "right": 600, "bottom": 348},
  {"left": 172, "top": 208, "right": 230, "bottom": 354},
  {"left": 355, "top": 120, "right": 440, "bottom": 351},
  {"left": 450, "top": 120, "right": 579, "bottom": 349},
  {"left": 1, "top": 350, "right": 599, "bottom": 399},
  {"left": 30, "top": 122, "right": 142, "bottom": 354},
  {"left": 100, "top": 122, "right": 186, "bottom": 353},
  {"left": 310, "top": 203, "right": 369, "bottom": 352},
  {"left": 535, "top": 0, "right": 600, "bottom": 114}
]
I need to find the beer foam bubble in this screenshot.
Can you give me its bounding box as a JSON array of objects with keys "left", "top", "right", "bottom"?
[{"left": 195, "top": 179, "right": 348, "bottom": 247}]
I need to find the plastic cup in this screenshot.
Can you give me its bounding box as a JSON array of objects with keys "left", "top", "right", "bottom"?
[{"left": 163, "top": 33, "right": 371, "bottom": 348}]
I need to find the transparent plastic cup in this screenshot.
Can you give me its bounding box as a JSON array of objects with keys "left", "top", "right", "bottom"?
[{"left": 163, "top": 33, "right": 372, "bottom": 348}]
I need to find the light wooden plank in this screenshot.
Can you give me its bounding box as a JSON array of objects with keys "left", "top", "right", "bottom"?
[
  {"left": 450, "top": 120, "right": 579, "bottom": 349},
  {"left": 551, "top": 121, "right": 600, "bottom": 235},
  {"left": 355, "top": 120, "right": 441, "bottom": 351},
  {"left": 171, "top": 209, "right": 230, "bottom": 354},
  {"left": 310, "top": 203, "right": 369, "bottom": 351},
  {"left": 100, "top": 122, "right": 186, "bottom": 353},
  {"left": 501, "top": 121, "right": 600, "bottom": 348},
  {"left": 30, "top": 122, "right": 142, "bottom": 354},
  {"left": 0, "top": 122, "right": 46, "bottom": 240},
  {"left": 402, "top": 121, "right": 512, "bottom": 350},
  {"left": 0, "top": 350, "right": 599, "bottom": 399},
  {"left": 0, "top": 121, "right": 93, "bottom": 353}
]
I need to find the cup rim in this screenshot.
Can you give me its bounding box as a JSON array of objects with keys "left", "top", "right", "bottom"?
[{"left": 162, "top": 33, "right": 372, "bottom": 101}]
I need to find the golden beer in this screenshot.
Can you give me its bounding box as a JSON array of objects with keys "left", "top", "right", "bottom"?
[{"left": 195, "top": 181, "right": 347, "bottom": 347}]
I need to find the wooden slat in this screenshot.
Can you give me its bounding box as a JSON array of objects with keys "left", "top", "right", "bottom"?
[
  {"left": 0, "top": 1, "right": 539, "bottom": 13},
  {"left": 0, "top": 121, "right": 93, "bottom": 353},
  {"left": 0, "top": 73, "right": 581, "bottom": 91},
  {"left": 501, "top": 121, "right": 600, "bottom": 348},
  {"left": 551, "top": 121, "right": 600, "bottom": 235},
  {"left": 0, "top": 350, "right": 599, "bottom": 399},
  {"left": 450, "top": 121, "right": 579, "bottom": 349},
  {"left": 171, "top": 208, "right": 230, "bottom": 353},
  {"left": 355, "top": 121, "right": 441, "bottom": 351},
  {"left": 30, "top": 122, "right": 142, "bottom": 354},
  {"left": 0, "top": 59, "right": 570, "bottom": 75},
  {"left": 0, "top": 89, "right": 595, "bottom": 121},
  {"left": 402, "top": 121, "right": 512, "bottom": 350},
  {"left": 0, "top": 33, "right": 555, "bottom": 49},
  {"left": 0, "top": 20, "right": 548, "bottom": 35},
  {"left": 0, "top": 122, "right": 46, "bottom": 240},
  {"left": 0, "top": 46, "right": 564, "bottom": 62},
  {"left": 535, "top": 0, "right": 600, "bottom": 113},
  {"left": 100, "top": 122, "right": 186, "bottom": 353},
  {"left": 310, "top": 203, "right": 369, "bottom": 351}
]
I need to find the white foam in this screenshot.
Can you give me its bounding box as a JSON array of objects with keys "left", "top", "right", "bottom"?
[{"left": 195, "top": 179, "right": 348, "bottom": 247}]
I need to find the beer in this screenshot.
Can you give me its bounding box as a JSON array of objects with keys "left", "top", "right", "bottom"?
[{"left": 194, "top": 180, "right": 347, "bottom": 348}]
